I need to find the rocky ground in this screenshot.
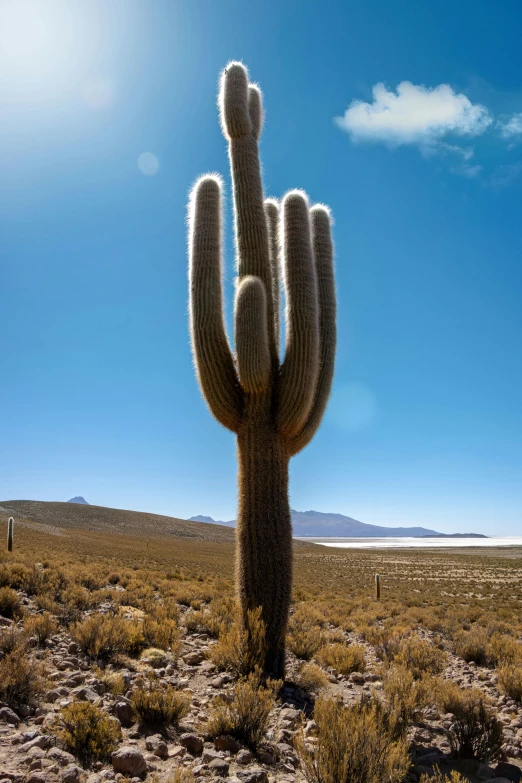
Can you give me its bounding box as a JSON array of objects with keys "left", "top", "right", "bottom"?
[{"left": 1, "top": 592, "right": 522, "bottom": 783}]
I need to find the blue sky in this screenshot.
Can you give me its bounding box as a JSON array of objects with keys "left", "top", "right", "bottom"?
[{"left": 1, "top": 0, "right": 522, "bottom": 534}]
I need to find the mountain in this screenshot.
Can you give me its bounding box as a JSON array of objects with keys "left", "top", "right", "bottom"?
[
  {"left": 67, "top": 496, "right": 89, "bottom": 505},
  {"left": 0, "top": 501, "right": 235, "bottom": 543},
  {"left": 190, "top": 510, "right": 486, "bottom": 538},
  {"left": 190, "top": 514, "right": 235, "bottom": 528}
]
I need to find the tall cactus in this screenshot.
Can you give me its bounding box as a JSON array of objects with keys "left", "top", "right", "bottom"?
[
  {"left": 188, "top": 62, "right": 336, "bottom": 677},
  {"left": 7, "top": 517, "right": 13, "bottom": 552}
]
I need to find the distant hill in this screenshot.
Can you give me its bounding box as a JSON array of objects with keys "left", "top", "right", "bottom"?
[
  {"left": 0, "top": 501, "right": 235, "bottom": 543},
  {"left": 190, "top": 509, "right": 486, "bottom": 538},
  {"left": 67, "top": 496, "right": 89, "bottom": 505}
]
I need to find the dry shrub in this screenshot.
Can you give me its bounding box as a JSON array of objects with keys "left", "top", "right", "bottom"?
[
  {"left": 165, "top": 770, "right": 195, "bottom": 783},
  {"left": 94, "top": 668, "right": 126, "bottom": 696},
  {"left": 447, "top": 689, "right": 504, "bottom": 762},
  {"left": 316, "top": 643, "right": 366, "bottom": 675},
  {"left": 0, "top": 646, "right": 46, "bottom": 708},
  {"left": 434, "top": 678, "right": 469, "bottom": 715},
  {"left": 295, "top": 663, "right": 329, "bottom": 694},
  {"left": 24, "top": 612, "right": 58, "bottom": 646},
  {"left": 211, "top": 607, "right": 266, "bottom": 676},
  {"left": 288, "top": 624, "right": 324, "bottom": 661},
  {"left": 0, "top": 587, "right": 22, "bottom": 620},
  {"left": 205, "top": 670, "right": 280, "bottom": 750},
  {"left": 453, "top": 627, "right": 490, "bottom": 666},
  {"left": 488, "top": 634, "right": 522, "bottom": 667},
  {"left": 53, "top": 701, "right": 120, "bottom": 766},
  {"left": 142, "top": 612, "right": 181, "bottom": 654},
  {"left": 296, "top": 694, "right": 410, "bottom": 783},
  {"left": 0, "top": 624, "right": 27, "bottom": 654},
  {"left": 71, "top": 613, "right": 144, "bottom": 660},
  {"left": 394, "top": 635, "right": 447, "bottom": 678},
  {"left": 382, "top": 665, "right": 431, "bottom": 728},
  {"left": 498, "top": 665, "right": 522, "bottom": 702},
  {"left": 420, "top": 770, "right": 465, "bottom": 783},
  {"left": 131, "top": 672, "right": 190, "bottom": 727}
]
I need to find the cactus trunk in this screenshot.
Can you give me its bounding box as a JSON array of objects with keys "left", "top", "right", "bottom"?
[
  {"left": 188, "top": 62, "right": 336, "bottom": 677},
  {"left": 237, "top": 401, "right": 292, "bottom": 678},
  {"left": 7, "top": 518, "right": 13, "bottom": 552}
]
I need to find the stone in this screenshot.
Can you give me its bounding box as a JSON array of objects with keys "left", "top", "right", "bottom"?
[
  {"left": 47, "top": 748, "right": 76, "bottom": 767},
  {"left": 215, "top": 735, "right": 241, "bottom": 753},
  {"left": 477, "top": 764, "right": 498, "bottom": 780},
  {"left": 61, "top": 765, "right": 82, "bottom": 783},
  {"left": 74, "top": 686, "right": 99, "bottom": 703},
  {"left": 203, "top": 748, "right": 222, "bottom": 763},
  {"left": 183, "top": 650, "right": 205, "bottom": 666},
  {"left": 495, "top": 765, "right": 522, "bottom": 783},
  {"left": 68, "top": 642, "right": 79, "bottom": 654},
  {"left": 145, "top": 735, "right": 168, "bottom": 760},
  {"left": 0, "top": 707, "right": 20, "bottom": 726},
  {"left": 168, "top": 745, "right": 186, "bottom": 758},
  {"left": 180, "top": 732, "right": 204, "bottom": 755},
  {"left": 280, "top": 707, "right": 299, "bottom": 722},
  {"left": 113, "top": 700, "right": 136, "bottom": 728},
  {"left": 236, "top": 770, "right": 269, "bottom": 783},
  {"left": 236, "top": 749, "right": 253, "bottom": 765},
  {"left": 209, "top": 757, "right": 229, "bottom": 775},
  {"left": 112, "top": 747, "right": 147, "bottom": 777}
]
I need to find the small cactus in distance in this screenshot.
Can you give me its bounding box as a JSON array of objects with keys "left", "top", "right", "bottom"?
[
  {"left": 188, "top": 62, "right": 336, "bottom": 677},
  {"left": 375, "top": 574, "right": 381, "bottom": 600},
  {"left": 7, "top": 517, "right": 13, "bottom": 552}
]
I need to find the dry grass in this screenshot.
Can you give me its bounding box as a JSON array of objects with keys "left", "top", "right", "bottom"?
[
  {"left": 497, "top": 665, "right": 522, "bottom": 702},
  {"left": 295, "top": 662, "right": 329, "bottom": 693},
  {"left": 211, "top": 607, "right": 267, "bottom": 676},
  {"left": 131, "top": 672, "right": 190, "bottom": 727},
  {"left": 315, "top": 642, "right": 366, "bottom": 675},
  {"left": 447, "top": 689, "right": 504, "bottom": 762},
  {"left": 0, "top": 645, "right": 47, "bottom": 708},
  {"left": 52, "top": 701, "right": 121, "bottom": 767},
  {"left": 296, "top": 694, "right": 410, "bottom": 783},
  {"left": 204, "top": 671, "right": 280, "bottom": 750}
]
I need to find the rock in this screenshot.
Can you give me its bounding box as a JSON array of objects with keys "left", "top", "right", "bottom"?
[
  {"left": 114, "top": 700, "right": 135, "bottom": 728},
  {"left": 350, "top": 672, "right": 365, "bottom": 684},
  {"left": 22, "top": 735, "right": 53, "bottom": 751},
  {"left": 47, "top": 748, "right": 76, "bottom": 767},
  {"left": 68, "top": 642, "right": 79, "bottom": 654},
  {"left": 0, "top": 706, "right": 20, "bottom": 726},
  {"left": 203, "top": 748, "right": 222, "bottom": 763},
  {"left": 477, "top": 763, "right": 498, "bottom": 780},
  {"left": 25, "top": 774, "right": 47, "bottom": 783},
  {"left": 236, "top": 749, "right": 253, "bottom": 765},
  {"left": 495, "top": 765, "right": 522, "bottom": 783},
  {"left": 61, "top": 765, "right": 82, "bottom": 783},
  {"left": 180, "top": 733, "right": 204, "bottom": 755},
  {"left": 74, "top": 686, "right": 99, "bottom": 703},
  {"left": 168, "top": 745, "right": 186, "bottom": 759},
  {"left": 236, "top": 770, "right": 269, "bottom": 783},
  {"left": 209, "top": 757, "right": 229, "bottom": 775},
  {"left": 183, "top": 650, "right": 205, "bottom": 666},
  {"left": 145, "top": 735, "right": 168, "bottom": 760},
  {"left": 17, "top": 704, "right": 34, "bottom": 718},
  {"left": 112, "top": 747, "right": 147, "bottom": 777},
  {"left": 280, "top": 707, "right": 299, "bottom": 722},
  {"left": 215, "top": 735, "right": 241, "bottom": 753}
]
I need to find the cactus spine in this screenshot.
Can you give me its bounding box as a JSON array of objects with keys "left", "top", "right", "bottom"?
[
  {"left": 188, "top": 63, "right": 336, "bottom": 677},
  {"left": 7, "top": 517, "right": 13, "bottom": 552}
]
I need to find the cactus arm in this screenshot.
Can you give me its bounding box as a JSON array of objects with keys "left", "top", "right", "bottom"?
[
  {"left": 264, "top": 199, "right": 280, "bottom": 357},
  {"left": 188, "top": 175, "right": 244, "bottom": 432},
  {"left": 277, "top": 191, "right": 320, "bottom": 439},
  {"left": 220, "top": 63, "right": 277, "bottom": 357},
  {"left": 248, "top": 84, "right": 263, "bottom": 140},
  {"left": 288, "top": 205, "right": 336, "bottom": 455},
  {"left": 235, "top": 276, "right": 271, "bottom": 395}
]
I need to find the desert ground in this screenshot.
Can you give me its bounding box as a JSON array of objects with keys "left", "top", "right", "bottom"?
[{"left": 1, "top": 501, "right": 522, "bottom": 783}]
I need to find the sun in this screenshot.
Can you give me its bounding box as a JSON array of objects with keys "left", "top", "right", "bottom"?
[{"left": 0, "top": 0, "right": 77, "bottom": 84}]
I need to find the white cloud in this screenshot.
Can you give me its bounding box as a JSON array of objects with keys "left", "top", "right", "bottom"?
[
  {"left": 450, "top": 163, "right": 482, "bottom": 179},
  {"left": 335, "top": 82, "right": 492, "bottom": 152},
  {"left": 498, "top": 113, "right": 522, "bottom": 139}
]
